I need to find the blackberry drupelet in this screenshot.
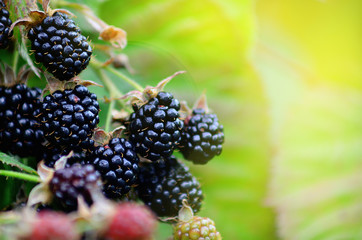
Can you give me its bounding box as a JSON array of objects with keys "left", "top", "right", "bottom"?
[
  {"left": 49, "top": 164, "right": 101, "bottom": 209},
  {"left": 137, "top": 156, "right": 203, "bottom": 217},
  {"left": 39, "top": 85, "right": 99, "bottom": 149},
  {"left": 28, "top": 12, "right": 92, "bottom": 81},
  {"left": 0, "top": 84, "right": 44, "bottom": 157},
  {"left": 128, "top": 91, "right": 183, "bottom": 161},
  {"left": 89, "top": 138, "right": 139, "bottom": 199},
  {"left": 0, "top": 0, "right": 12, "bottom": 49},
  {"left": 179, "top": 108, "right": 224, "bottom": 164}
]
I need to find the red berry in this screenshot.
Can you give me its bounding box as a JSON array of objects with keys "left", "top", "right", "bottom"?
[
  {"left": 104, "top": 203, "right": 157, "bottom": 240},
  {"left": 24, "top": 211, "right": 79, "bottom": 240}
]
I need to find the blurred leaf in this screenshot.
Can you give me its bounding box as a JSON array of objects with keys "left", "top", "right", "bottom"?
[{"left": 0, "top": 152, "right": 37, "bottom": 175}]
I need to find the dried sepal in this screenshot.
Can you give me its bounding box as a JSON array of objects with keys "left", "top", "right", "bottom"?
[
  {"left": 54, "top": 151, "right": 74, "bottom": 170},
  {"left": 112, "top": 109, "right": 130, "bottom": 122},
  {"left": 59, "top": 2, "right": 127, "bottom": 49},
  {"left": 122, "top": 71, "right": 186, "bottom": 108},
  {"left": 43, "top": 73, "right": 67, "bottom": 94},
  {"left": 72, "top": 78, "right": 104, "bottom": 88},
  {"left": 99, "top": 26, "right": 127, "bottom": 49},
  {"left": 178, "top": 199, "right": 194, "bottom": 222},
  {"left": 110, "top": 126, "right": 126, "bottom": 139},
  {"left": 37, "top": 160, "right": 54, "bottom": 183},
  {"left": 193, "top": 91, "right": 210, "bottom": 113},
  {"left": 27, "top": 183, "right": 52, "bottom": 207},
  {"left": 93, "top": 128, "right": 111, "bottom": 146},
  {"left": 0, "top": 64, "right": 34, "bottom": 87},
  {"left": 179, "top": 100, "right": 192, "bottom": 120},
  {"left": 143, "top": 71, "right": 186, "bottom": 100},
  {"left": 10, "top": 10, "right": 46, "bottom": 32}
]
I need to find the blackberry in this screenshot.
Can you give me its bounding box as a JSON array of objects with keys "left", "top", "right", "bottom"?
[
  {"left": 49, "top": 164, "right": 101, "bottom": 209},
  {"left": 39, "top": 85, "right": 99, "bottom": 149},
  {"left": 179, "top": 108, "right": 224, "bottom": 164},
  {"left": 137, "top": 156, "right": 203, "bottom": 217},
  {"left": 0, "top": 0, "right": 12, "bottom": 49},
  {"left": 88, "top": 138, "right": 139, "bottom": 199},
  {"left": 128, "top": 91, "right": 183, "bottom": 161},
  {"left": 0, "top": 84, "right": 44, "bottom": 157},
  {"left": 28, "top": 12, "right": 92, "bottom": 81}
]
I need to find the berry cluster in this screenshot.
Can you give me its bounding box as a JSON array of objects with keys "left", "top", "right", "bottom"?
[{"left": 0, "top": 1, "right": 225, "bottom": 239}]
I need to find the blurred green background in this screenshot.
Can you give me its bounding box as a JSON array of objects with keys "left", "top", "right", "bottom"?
[
  {"left": 89, "top": 0, "right": 361, "bottom": 239},
  {"left": 3, "top": 0, "right": 360, "bottom": 239}
]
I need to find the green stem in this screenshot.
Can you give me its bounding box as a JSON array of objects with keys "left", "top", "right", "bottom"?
[
  {"left": 91, "top": 59, "right": 144, "bottom": 92},
  {"left": 92, "top": 67, "right": 125, "bottom": 107},
  {"left": 0, "top": 170, "right": 40, "bottom": 183},
  {"left": 105, "top": 99, "right": 115, "bottom": 133},
  {"left": 12, "top": 51, "right": 19, "bottom": 72},
  {"left": 105, "top": 66, "right": 144, "bottom": 92}
]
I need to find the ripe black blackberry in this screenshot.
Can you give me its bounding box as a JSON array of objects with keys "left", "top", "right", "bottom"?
[
  {"left": 49, "top": 164, "right": 101, "bottom": 209},
  {"left": 179, "top": 108, "right": 224, "bottom": 164},
  {"left": 137, "top": 156, "right": 203, "bottom": 217},
  {"left": 88, "top": 137, "right": 139, "bottom": 199},
  {"left": 128, "top": 91, "right": 183, "bottom": 161},
  {"left": 28, "top": 12, "right": 92, "bottom": 81},
  {"left": 0, "top": 0, "right": 12, "bottom": 49},
  {"left": 39, "top": 85, "right": 99, "bottom": 150},
  {"left": 0, "top": 84, "right": 44, "bottom": 157}
]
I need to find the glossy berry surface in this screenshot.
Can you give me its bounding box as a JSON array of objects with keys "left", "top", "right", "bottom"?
[
  {"left": 128, "top": 91, "right": 183, "bottom": 161},
  {"left": 137, "top": 156, "right": 203, "bottom": 217},
  {"left": 104, "top": 203, "right": 157, "bottom": 240},
  {"left": 49, "top": 164, "right": 101, "bottom": 208},
  {"left": 0, "top": 0, "right": 12, "bottom": 49},
  {"left": 0, "top": 84, "right": 44, "bottom": 157},
  {"left": 180, "top": 108, "right": 224, "bottom": 164},
  {"left": 28, "top": 12, "right": 92, "bottom": 81},
  {"left": 173, "top": 216, "right": 222, "bottom": 240},
  {"left": 39, "top": 85, "right": 99, "bottom": 150},
  {"left": 89, "top": 138, "right": 139, "bottom": 199},
  {"left": 23, "top": 211, "right": 79, "bottom": 240}
]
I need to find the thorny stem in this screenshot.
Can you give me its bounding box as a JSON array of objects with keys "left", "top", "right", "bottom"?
[
  {"left": 91, "top": 58, "right": 144, "bottom": 92},
  {"left": 0, "top": 170, "right": 41, "bottom": 183}
]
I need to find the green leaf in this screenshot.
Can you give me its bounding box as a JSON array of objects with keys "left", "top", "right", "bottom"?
[{"left": 0, "top": 152, "right": 37, "bottom": 175}]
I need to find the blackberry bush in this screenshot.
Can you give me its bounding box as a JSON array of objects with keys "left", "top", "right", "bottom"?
[
  {"left": 137, "top": 156, "right": 203, "bottom": 217},
  {"left": 128, "top": 91, "right": 183, "bottom": 161},
  {"left": 28, "top": 12, "right": 92, "bottom": 81}
]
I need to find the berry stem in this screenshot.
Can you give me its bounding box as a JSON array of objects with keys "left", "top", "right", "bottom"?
[
  {"left": 92, "top": 67, "right": 126, "bottom": 108},
  {"left": 91, "top": 58, "right": 144, "bottom": 92},
  {"left": 12, "top": 50, "right": 19, "bottom": 72},
  {"left": 0, "top": 170, "right": 41, "bottom": 183},
  {"left": 92, "top": 68, "right": 126, "bottom": 131},
  {"left": 105, "top": 100, "right": 115, "bottom": 132},
  {"left": 105, "top": 65, "right": 144, "bottom": 92}
]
